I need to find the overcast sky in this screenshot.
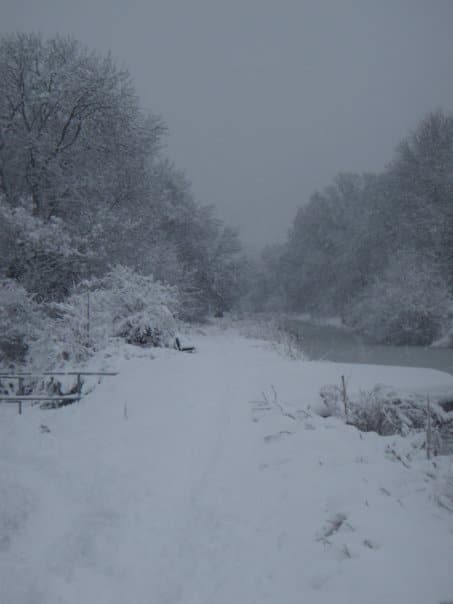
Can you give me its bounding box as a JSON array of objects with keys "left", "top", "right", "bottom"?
[{"left": 2, "top": 0, "right": 453, "bottom": 250}]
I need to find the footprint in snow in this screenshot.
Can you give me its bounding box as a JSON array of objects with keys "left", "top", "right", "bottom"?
[{"left": 263, "top": 430, "right": 293, "bottom": 443}]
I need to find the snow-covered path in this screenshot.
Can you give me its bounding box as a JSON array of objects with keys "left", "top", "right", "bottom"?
[{"left": 1, "top": 327, "right": 453, "bottom": 603}]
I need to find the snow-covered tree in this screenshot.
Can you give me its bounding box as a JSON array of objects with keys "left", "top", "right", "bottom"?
[
  {"left": 0, "top": 33, "right": 162, "bottom": 224},
  {"left": 256, "top": 111, "right": 453, "bottom": 345},
  {"left": 388, "top": 111, "right": 453, "bottom": 287},
  {"left": 346, "top": 251, "right": 450, "bottom": 345},
  {"left": 0, "top": 201, "right": 92, "bottom": 300}
]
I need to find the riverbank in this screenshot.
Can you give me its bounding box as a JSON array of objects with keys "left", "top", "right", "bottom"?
[
  {"left": 282, "top": 315, "right": 453, "bottom": 375},
  {"left": 1, "top": 323, "right": 453, "bottom": 603}
]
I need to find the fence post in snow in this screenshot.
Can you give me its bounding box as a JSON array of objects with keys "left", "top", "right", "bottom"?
[
  {"left": 341, "top": 375, "right": 348, "bottom": 418},
  {"left": 76, "top": 373, "right": 82, "bottom": 401},
  {"left": 86, "top": 292, "right": 91, "bottom": 345},
  {"left": 426, "top": 396, "right": 432, "bottom": 460},
  {"left": 18, "top": 377, "right": 24, "bottom": 415}
]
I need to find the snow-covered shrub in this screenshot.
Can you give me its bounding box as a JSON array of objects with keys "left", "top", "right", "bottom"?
[
  {"left": 319, "top": 382, "right": 449, "bottom": 437},
  {"left": 318, "top": 384, "right": 345, "bottom": 418},
  {"left": 349, "top": 388, "right": 403, "bottom": 436},
  {"left": 346, "top": 251, "right": 450, "bottom": 345},
  {"left": 0, "top": 279, "right": 43, "bottom": 364},
  {"left": 116, "top": 307, "right": 176, "bottom": 346},
  {"left": 55, "top": 266, "right": 180, "bottom": 356},
  {"left": 0, "top": 266, "right": 180, "bottom": 369}
]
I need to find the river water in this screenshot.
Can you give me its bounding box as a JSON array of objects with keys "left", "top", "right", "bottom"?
[{"left": 284, "top": 319, "right": 453, "bottom": 375}]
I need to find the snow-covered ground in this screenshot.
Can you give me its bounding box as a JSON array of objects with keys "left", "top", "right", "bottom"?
[{"left": 1, "top": 324, "right": 453, "bottom": 604}]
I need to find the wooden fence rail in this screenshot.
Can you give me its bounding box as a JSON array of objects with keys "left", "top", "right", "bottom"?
[
  {"left": 0, "top": 372, "right": 118, "bottom": 377},
  {"left": 0, "top": 371, "right": 118, "bottom": 414}
]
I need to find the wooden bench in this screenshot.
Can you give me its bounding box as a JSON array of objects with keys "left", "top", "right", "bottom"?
[{"left": 175, "top": 337, "right": 196, "bottom": 353}]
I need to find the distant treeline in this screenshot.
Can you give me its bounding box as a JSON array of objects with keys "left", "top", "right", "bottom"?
[{"left": 250, "top": 111, "right": 453, "bottom": 345}]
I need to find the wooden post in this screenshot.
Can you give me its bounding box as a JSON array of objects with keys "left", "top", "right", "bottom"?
[
  {"left": 76, "top": 373, "right": 82, "bottom": 401},
  {"left": 426, "top": 396, "right": 431, "bottom": 460},
  {"left": 341, "top": 375, "right": 348, "bottom": 417},
  {"left": 86, "top": 293, "right": 90, "bottom": 345},
  {"left": 18, "top": 377, "right": 24, "bottom": 415}
]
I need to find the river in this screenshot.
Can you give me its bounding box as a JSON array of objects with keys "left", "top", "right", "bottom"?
[{"left": 284, "top": 319, "right": 453, "bottom": 375}]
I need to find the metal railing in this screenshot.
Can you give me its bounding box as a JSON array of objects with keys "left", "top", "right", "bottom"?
[{"left": 0, "top": 371, "right": 118, "bottom": 414}]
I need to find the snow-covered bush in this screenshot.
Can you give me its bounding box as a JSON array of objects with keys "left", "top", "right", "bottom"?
[
  {"left": 319, "top": 382, "right": 449, "bottom": 438},
  {"left": 115, "top": 307, "right": 176, "bottom": 346},
  {"left": 346, "top": 251, "right": 450, "bottom": 345},
  {"left": 0, "top": 266, "right": 180, "bottom": 369},
  {"left": 52, "top": 266, "right": 180, "bottom": 359},
  {"left": 0, "top": 279, "right": 43, "bottom": 364},
  {"left": 318, "top": 383, "right": 345, "bottom": 418}
]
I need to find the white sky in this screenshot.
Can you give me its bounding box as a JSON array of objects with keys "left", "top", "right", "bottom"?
[{"left": 2, "top": 0, "right": 453, "bottom": 250}]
